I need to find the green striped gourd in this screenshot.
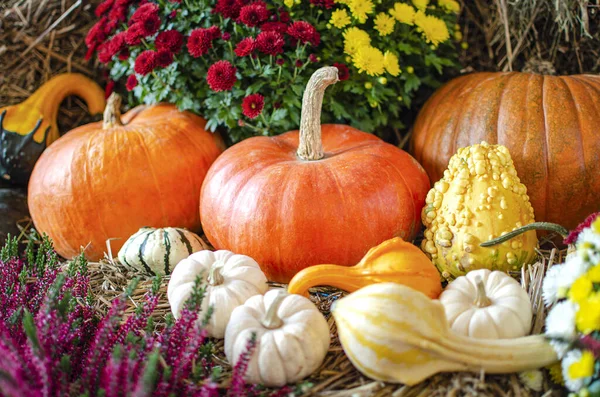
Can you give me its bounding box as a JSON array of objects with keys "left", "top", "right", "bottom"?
[{"left": 118, "top": 227, "right": 208, "bottom": 276}]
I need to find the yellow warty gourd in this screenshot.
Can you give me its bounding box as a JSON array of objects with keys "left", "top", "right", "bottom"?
[
  {"left": 331, "top": 282, "right": 557, "bottom": 386},
  {"left": 421, "top": 141, "right": 538, "bottom": 280}
]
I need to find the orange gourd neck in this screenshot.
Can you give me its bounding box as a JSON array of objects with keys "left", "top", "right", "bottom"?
[
  {"left": 296, "top": 67, "right": 339, "bottom": 161},
  {"left": 287, "top": 237, "right": 442, "bottom": 298},
  {"left": 103, "top": 93, "right": 125, "bottom": 130}
]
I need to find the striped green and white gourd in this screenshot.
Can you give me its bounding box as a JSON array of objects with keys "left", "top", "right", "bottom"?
[{"left": 118, "top": 227, "right": 208, "bottom": 276}]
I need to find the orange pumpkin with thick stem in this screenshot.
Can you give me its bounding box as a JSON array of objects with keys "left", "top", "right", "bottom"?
[
  {"left": 287, "top": 237, "right": 442, "bottom": 298},
  {"left": 28, "top": 93, "right": 224, "bottom": 261},
  {"left": 200, "top": 67, "right": 430, "bottom": 283},
  {"left": 411, "top": 72, "right": 600, "bottom": 230}
]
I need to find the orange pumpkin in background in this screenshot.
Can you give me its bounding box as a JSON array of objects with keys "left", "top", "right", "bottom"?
[
  {"left": 200, "top": 67, "right": 430, "bottom": 283},
  {"left": 411, "top": 72, "right": 600, "bottom": 230},
  {"left": 28, "top": 94, "right": 224, "bottom": 261}
]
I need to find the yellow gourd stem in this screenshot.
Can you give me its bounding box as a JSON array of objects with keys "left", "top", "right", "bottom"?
[
  {"left": 296, "top": 66, "right": 339, "bottom": 161},
  {"left": 16, "top": 73, "right": 105, "bottom": 144},
  {"left": 480, "top": 222, "right": 569, "bottom": 247},
  {"left": 288, "top": 265, "right": 362, "bottom": 297}
]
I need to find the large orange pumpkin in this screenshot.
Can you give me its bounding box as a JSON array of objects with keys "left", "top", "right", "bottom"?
[
  {"left": 28, "top": 94, "right": 223, "bottom": 261},
  {"left": 411, "top": 72, "right": 600, "bottom": 229},
  {"left": 200, "top": 67, "right": 430, "bottom": 283}
]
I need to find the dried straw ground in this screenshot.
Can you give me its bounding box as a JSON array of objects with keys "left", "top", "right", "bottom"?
[{"left": 61, "top": 234, "right": 566, "bottom": 397}]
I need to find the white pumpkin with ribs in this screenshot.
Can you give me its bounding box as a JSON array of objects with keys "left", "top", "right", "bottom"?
[
  {"left": 225, "top": 290, "right": 330, "bottom": 387},
  {"left": 167, "top": 250, "right": 268, "bottom": 338},
  {"left": 439, "top": 268, "right": 532, "bottom": 339}
]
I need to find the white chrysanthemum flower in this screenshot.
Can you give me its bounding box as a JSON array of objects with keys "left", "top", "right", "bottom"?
[
  {"left": 545, "top": 300, "right": 577, "bottom": 358},
  {"left": 542, "top": 264, "right": 563, "bottom": 306},
  {"left": 519, "top": 370, "right": 543, "bottom": 391},
  {"left": 578, "top": 228, "right": 600, "bottom": 263},
  {"left": 562, "top": 349, "right": 593, "bottom": 392},
  {"left": 558, "top": 255, "right": 591, "bottom": 293}
]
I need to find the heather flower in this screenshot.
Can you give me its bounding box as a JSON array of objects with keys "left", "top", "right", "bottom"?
[
  {"left": 256, "top": 31, "right": 285, "bottom": 55},
  {"left": 229, "top": 333, "right": 257, "bottom": 396},
  {"left": 155, "top": 30, "right": 184, "bottom": 53},
  {"left": 565, "top": 212, "right": 600, "bottom": 245},
  {"left": 134, "top": 50, "right": 157, "bottom": 75},
  {"left": 287, "top": 21, "right": 319, "bottom": 45},
  {"left": 207, "top": 60, "right": 237, "bottom": 91},
  {"left": 238, "top": 1, "right": 270, "bottom": 27},
  {"left": 188, "top": 28, "right": 216, "bottom": 57},
  {"left": 242, "top": 94, "right": 265, "bottom": 119},
  {"left": 234, "top": 37, "right": 256, "bottom": 57}
]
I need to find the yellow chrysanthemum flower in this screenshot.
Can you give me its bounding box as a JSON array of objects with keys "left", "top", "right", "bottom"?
[
  {"left": 587, "top": 265, "right": 600, "bottom": 282},
  {"left": 414, "top": 11, "right": 450, "bottom": 46},
  {"left": 548, "top": 362, "right": 564, "bottom": 385},
  {"left": 284, "top": 0, "right": 294, "bottom": 8},
  {"left": 389, "top": 2, "right": 416, "bottom": 25},
  {"left": 576, "top": 293, "right": 600, "bottom": 334},
  {"left": 383, "top": 51, "right": 401, "bottom": 76},
  {"left": 353, "top": 46, "right": 385, "bottom": 76},
  {"left": 343, "top": 27, "right": 371, "bottom": 56},
  {"left": 568, "top": 350, "right": 595, "bottom": 379},
  {"left": 569, "top": 276, "right": 593, "bottom": 303},
  {"left": 348, "top": 0, "right": 375, "bottom": 23},
  {"left": 330, "top": 9, "right": 351, "bottom": 28},
  {"left": 438, "top": 0, "right": 460, "bottom": 13},
  {"left": 412, "top": 0, "right": 429, "bottom": 11},
  {"left": 374, "top": 12, "right": 395, "bottom": 36}
]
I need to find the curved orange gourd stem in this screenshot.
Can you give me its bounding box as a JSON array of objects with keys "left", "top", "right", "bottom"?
[{"left": 287, "top": 237, "right": 442, "bottom": 299}]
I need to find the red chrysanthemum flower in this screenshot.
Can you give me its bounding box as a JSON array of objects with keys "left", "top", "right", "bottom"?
[
  {"left": 333, "top": 62, "right": 350, "bottom": 81},
  {"left": 169, "top": 0, "right": 182, "bottom": 2},
  {"left": 261, "top": 21, "right": 288, "bottom": 35},
  {"left": 206, "top": 60, "right": 237, "bottom": 92},
  {"left": 564, "top": 212, "right": 600, "bottom": 244},
  {"left": 222, "top": 32, "right": 231, "bottom": 41},
  {"left": 187, "top": 28, "right": 216, "bottom": 57},
  {"left": 125, "top": 23, "right": 144, "bottom": 45},
  {"left": 287, "top": 21, "right": 319, "bottom": 45},
  {"left": 309, "top": 0, "right": 334, "bottom": 8},
  {"left": 169, "top": 10, "right": 178, "bottom": 18},
  {"left": 213, "top": 0, "right": 242, "bottom": 19},
  {"left": 118, "top": 48, "right": 130, "bottom": 60},
  {"left": 234, "top": 37, "right": 255, "bottom": 57},
  {"left": 155, "top": 30, "right": 184, "bottom": 53},
  {"left": 207, "top": 26, "right": 222, "bottom": 40},
  {"left": 106, "top": 32, "right": 128, "bottom": 58},
  {"left": 309, "top": 53, "right": 318, "bottom": 63},
  {"left": 104, "top": 80, "right": 115, "bottom": 99},
  {"left": 85, "top": 17, "right": 108, "bottom": 59},
  {"left": 115, "top": 0, "right": 134, "bottom": 6},
  {"left": 242, "top": 94, "right": 264, "bottom": 119},
  {"left": 107, "top": 4, "right": 128, "bottom": 27},
  {"left": 276, "top": 58, "right": 284, "bottom": 65},
  {"left": 136, "top": 13, "right": 161, "bottom": 37},
  {"left": 134, "top": 50, "right": 157, "bottom": 75},
  {"left": 279, "top": 11, "right": 290, "bottom": 22},
  {"left": 238, "top": 1, "right": 269, "bottom": 27},
  {"left": 156, "top": 50, "right": 174, "bottom": 67},
  {"left": 256, "top": 31, "right": 285, "bottom": 55},
  {"left": 126, "top": 74, "right": 138, "bottom": 91},
  {"left": 129, "top": 3, "right": 159, "bottom": 25},
  {"left": 97, "top": 43, "right": 113, "bottom": 63},
  {"left": 95, "top": 0, "right": 114, "bottom": 17}
]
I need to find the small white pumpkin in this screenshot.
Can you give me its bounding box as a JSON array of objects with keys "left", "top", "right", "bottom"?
[
  {"left": 167, "top": 250, "right": 268, "bottom": 338},
  {"left": 225, "top": 289, "right": 330, "bottom": 387},
  {"left": 439, "top": 269, "right": 532, "bottom": 339},
  {"left": 118, "top": 227, "right": 208, "bottom": 276}
]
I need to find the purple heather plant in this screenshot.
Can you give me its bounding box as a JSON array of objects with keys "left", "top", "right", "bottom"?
[{"left": 0, "top": 233, "right": 299, "bottom": 397}]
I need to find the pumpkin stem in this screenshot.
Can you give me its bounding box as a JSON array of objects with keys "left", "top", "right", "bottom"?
[
  {"left": 261, "top": 290, "right": 286, "bottom": 329},
  {"left": 480, "top": 222, "right": 569, "bottom": 247},
  {"left": 297, "top": 66, "right": 339, "bottom": 161},
  {"left": 474, "top": 277, "right": 491, "bottom": 308},
  {"left": 103, "top": 93, "right": 124, "bottom": 129},
  {"left": 207, "top": 264, "right": 224, "bottom": 286}
]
